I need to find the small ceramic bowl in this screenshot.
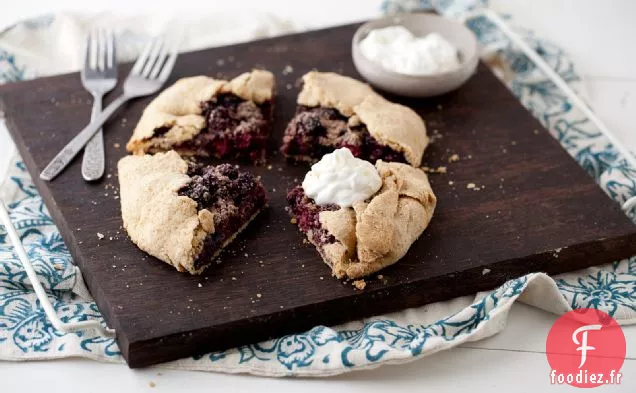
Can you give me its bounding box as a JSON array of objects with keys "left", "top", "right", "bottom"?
[{"left": 352, "top": 13, "right": 479, "bottom": 97}]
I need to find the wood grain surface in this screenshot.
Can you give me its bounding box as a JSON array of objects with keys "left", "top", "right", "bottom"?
[{"left": 1, "top": 23, "right": 635, "bottom": 368}]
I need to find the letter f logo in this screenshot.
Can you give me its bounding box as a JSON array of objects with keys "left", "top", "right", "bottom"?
[{"left": 572, "top": 324, "right": 602, "bottom": 368}]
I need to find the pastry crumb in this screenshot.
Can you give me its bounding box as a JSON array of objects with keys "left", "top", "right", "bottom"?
[
  {"left": 149, "top": 381, "right": 156, "bottom": 388},
  {"left": 353, "top": 280, "right": 366, "bottom": 290},
  {"left": 97, "top": 232, "right": 104, "bottom": 240},
  {"left": 267, "top": 164, "right": 273, "bottom": 170},
  {"left": 467, "top": 183, "right": 476, "bottom": 189},
  {"left": 421, "top": 166, "right": 447, "bottom": 174},
  {"left": 282, "top": 65, "right": 294, "bottom": 75},
  {"left": 290, "top": 217, "right": 297, "bottom": 224},
  {"left": 53, "top": 264, "right": 64, "bottom": 270},
  {"left": 377, "top": 274, "right": 384, "bottom": 280},
  {"left": 319, "top": 276, "right": 324, "bottom": 280},
  {"left": 448, "top": 180, "right": 454, "bottom": 186},
  {"left": 448, "top": 154, "right": 460, "bottom": 163},
  {"left": 231, "top": 277, "right": 237, "bottom": 281},
  {"left": 113, "top": 143, "right": 120, "bottom": 148},
  {"left": 533, "top": 129, "right": 540, "bottom": 135},
  {"left": 286, "top": 83, "right": 292, "bottom": 90},
  {"left": 198, "top": 283, "right": 202, "bottom": 288},
  {"left": 482, "top": 268, "right": 491, "bottom": 275},
  {"left": 256, "top": 293, "right": 262, "bottom": 298},
  {"left": 437, "top": 104, "right": 443, "bottom": 110}
]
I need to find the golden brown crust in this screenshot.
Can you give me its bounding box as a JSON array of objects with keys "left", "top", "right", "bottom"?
[
  {"left": 317, "top": 161, "right": 437, "bottom": 279},
  {"left": 354, "top": 95, "right": 428, "bottom": 168},
  {"left": 297, "top": 71, "right": 377, "bottom": 117},
  {"left": 126, "top": 70, "right": 274, "bottom": 155},
  {"left": 117, "top": 151, "right": 212, "bottom": 275},
  {"left": 295, "top": 71, "right": 428, "bottom": 166}
]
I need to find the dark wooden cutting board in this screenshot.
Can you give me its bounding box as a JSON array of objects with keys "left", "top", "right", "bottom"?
[{"left": 2, "top": 23, "right": 635, "bottom": 368}]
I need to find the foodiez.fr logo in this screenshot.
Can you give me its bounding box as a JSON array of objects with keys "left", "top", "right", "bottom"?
[{"left": 546, "top": 308, "right": 626, "bottom": 388}]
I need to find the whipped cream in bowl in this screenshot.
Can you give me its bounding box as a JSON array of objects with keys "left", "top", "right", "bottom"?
[
  {"left": 302, "top": 148, "right": 382, "bottom": 208},
  {"left": 352, "top": 13, "right": 478, "bottom": 97},
  {"left": 359, "top": 26, "right": 460, "bottom": 76}
]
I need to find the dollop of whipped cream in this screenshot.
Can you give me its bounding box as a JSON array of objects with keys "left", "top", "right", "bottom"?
[
  {"left": 302, "top": 148, "right": 382, "bottom": 207},
  {"left": 359, "top": 25, "right": 460, "bottom": 76}
]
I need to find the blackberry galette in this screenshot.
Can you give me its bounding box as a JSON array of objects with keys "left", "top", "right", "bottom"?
[
  {"left": 126, "top": 70, "right": 275, "bottom": 163},
  {"left": 281, "top": 71, "right": 428, "bottom": 167},
  {"left": 118, "top": 151, "right": 267, "bottom": 274},
  {"left": 287, "top": 148, "right": 436, "bottom": 279}
]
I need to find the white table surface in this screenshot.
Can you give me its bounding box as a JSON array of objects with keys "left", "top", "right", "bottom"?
[{"left": 1, "top": 0, "right": 635, "bottom": 391}]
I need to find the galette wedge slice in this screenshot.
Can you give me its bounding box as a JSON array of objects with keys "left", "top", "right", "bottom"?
[
  {"left": 281, "top": 71, "right": 428, "bottom": 166},
  {"left": 127, "top": 69, "right": 275, "bottom": 163},
  {"left": 118, "top": 150, "right": 267, "bottom": 274},
  {"left": 287, "top": 148, "right": 437, "bottom": 279}
]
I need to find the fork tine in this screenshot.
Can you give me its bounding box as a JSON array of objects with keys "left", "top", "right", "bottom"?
[
  {"left": 141, "top": 39, "right": 164, "bottom": 78},
  {"left": 98, "top": 28, "right": 107, "bottom": 72},
  {"left": 131, "top": 39, "right": 154, "bottom": 75},
  {"left": 149, "top": 44, "right": 168, "bottom": 80},
  {"left": 106, "top": 30, "right": 115, "bottom": 69},
  {"left": 83, "top": 31, "right": 92, "bottom": 72},
  {"left": 158, "top": 43, "right": 179, "bottom": 82}
]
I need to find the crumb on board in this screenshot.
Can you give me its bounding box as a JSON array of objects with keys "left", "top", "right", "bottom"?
[
  {"left": 149, "top": 381, "right": 156, "bottom": 388},
  {"left": 290, "top": 217, "right": 297, "bottom": 224},
  {"left": 421, "top": 166, "right": 447, "bottom": 174},
  {"left": 113, "top": 143, "right": 120, "bottom": 148},
  {"left": 448, "top": 180, "right": 454, "bottom": 186},
  {"left": 319, "top": 276, "right": 324, "bottom": 280},
  {"left": 353, "top": 280, "right": 366, "bottom": 290},
  {"left": 448, "top": 154, "right": 460, "bottom": 163},
  {"left": 198, "top": 283, "right": 202, "bottom": 288},
  {"left": 533, "top": 129, "right": 540, "bottom": 135},
  {"left": 482, "top": 268, "right": 491, "bottom": 275},
  {"left": 97, "top": 232, "right": 104, "bottom": 240},
  {"left": 267, "top": 164, "right": 273, "bottom": 170},
  {"left": 282, "top": 65, "right": 294, "bottom": 75},
  {"left": 467, "top": 183, "right": 476, "bottom": 189},
  {"left": 286, "top": 83, "right": 292, "bottom": 90},
  {"left": 377, "top": 274, "right": 384, "bottom": 280},
  {"left": 256, "top": 293, "right": 262, "bottom": 298}
]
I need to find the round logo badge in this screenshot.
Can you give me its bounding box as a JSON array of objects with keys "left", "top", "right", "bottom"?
[{"left": 546, "top": 308, "right": 626, "bottom": 388}]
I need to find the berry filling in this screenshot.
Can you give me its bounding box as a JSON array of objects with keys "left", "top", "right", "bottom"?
[
  {"left": 281, "top": 106, "right": 406, "bottom": 164},
  {"left": 179, "top": 163, "right": 267, "bottom": 270},
  {"left": 286, "top": 186, "right": 338, "bottom": 249},
  {"left": 171, "top": 93, "right": 272, "bottom": 162}
]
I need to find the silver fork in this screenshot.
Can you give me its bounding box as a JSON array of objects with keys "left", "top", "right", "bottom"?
[
  {"left": 40, "top": 37, "right": 179, "bottom": 181},
  {"left": 81, "top": 29, "right": 117, "bottom": 181}
]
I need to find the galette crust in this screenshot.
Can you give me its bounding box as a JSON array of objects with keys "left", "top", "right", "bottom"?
[
  {"left": 118, "top": 151, "right": 212, "bottom": 274},
  {"left": 296, "top": 71, "right": 428, "bottom": 166},
  {"left": 318, "top": 160, "right": 437, "bottom": 279},
  {"left": 297, "top": 71, "right": 378, "bottom": 117},
  {"left": 126, "top": 70, "right": 274, "bottom": 155}
]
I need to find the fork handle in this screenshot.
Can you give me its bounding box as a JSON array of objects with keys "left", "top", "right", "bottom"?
[
  {"left": 40, "top": 94, "right": 130, "bottom": 181},
  {"left": 81, "top": 93, "right": 105, "bottom": 181}
]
